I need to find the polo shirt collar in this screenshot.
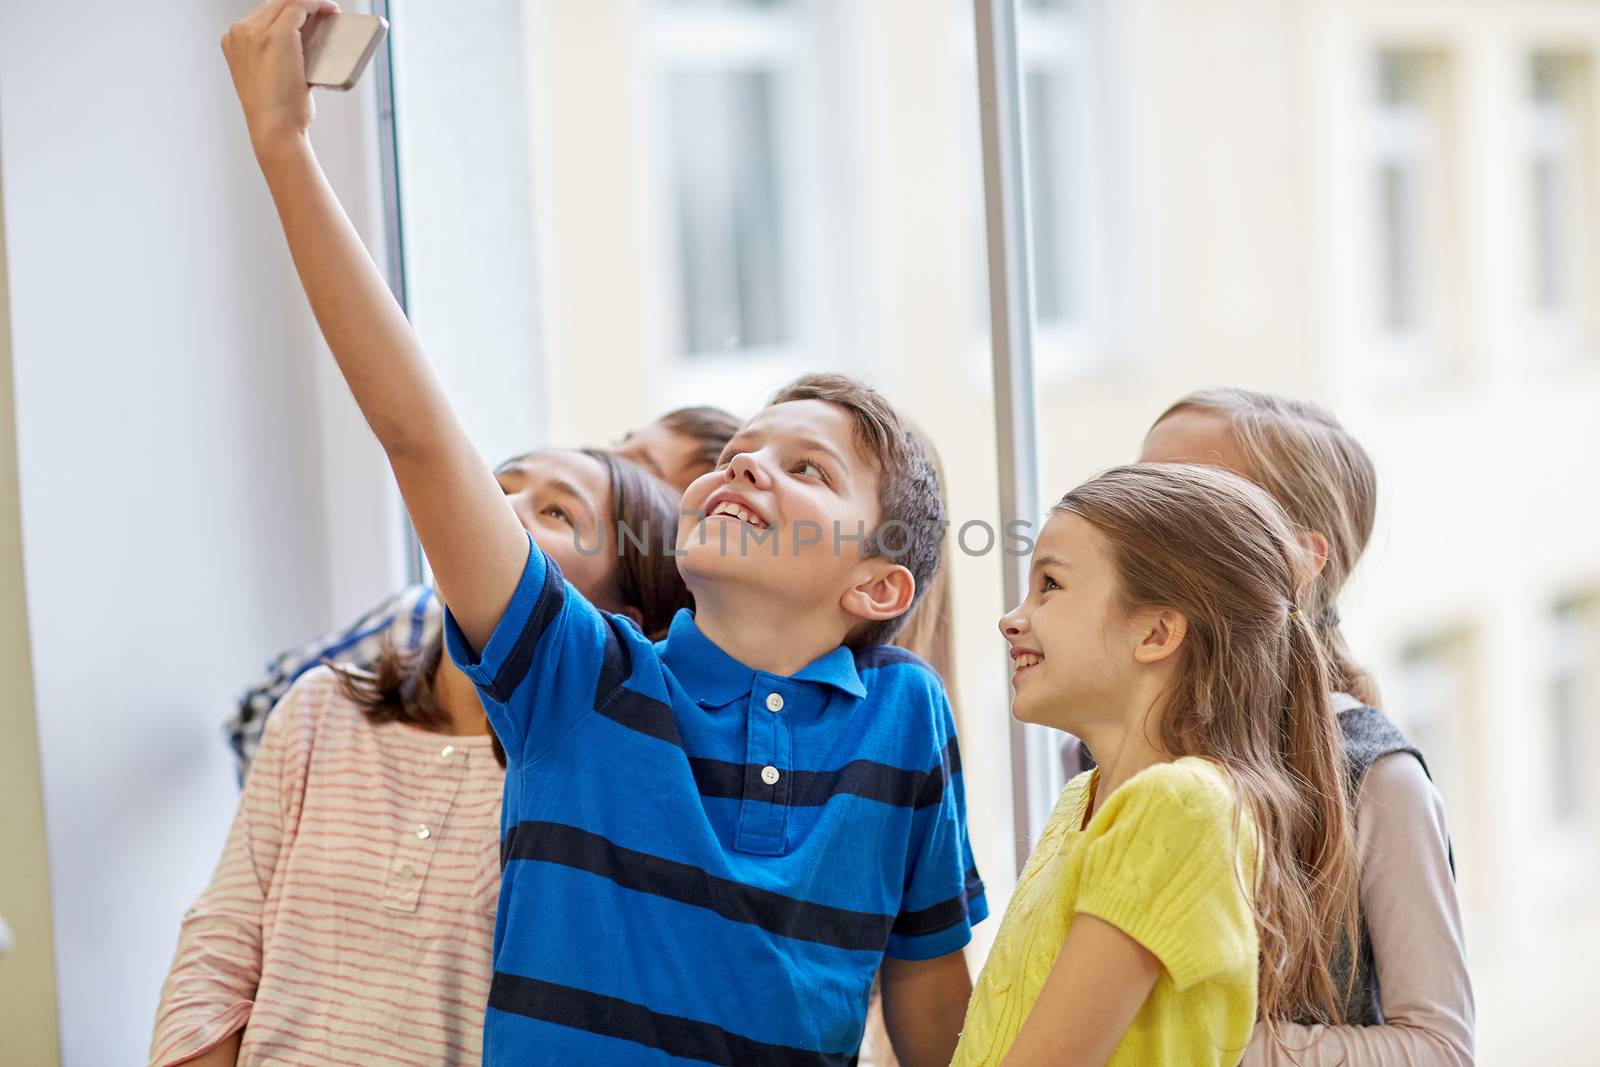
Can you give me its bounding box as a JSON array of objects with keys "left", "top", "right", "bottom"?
[{"left": 659, "top": 609, "right": 868, "bottom": 706}]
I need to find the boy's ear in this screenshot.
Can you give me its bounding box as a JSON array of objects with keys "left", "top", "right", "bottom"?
[
  {"left": 841, "top": 561, "right": 916, "bottom": 627},
  {"left": 1132, "top": 607, "right": 1187, "bottom": 665}
]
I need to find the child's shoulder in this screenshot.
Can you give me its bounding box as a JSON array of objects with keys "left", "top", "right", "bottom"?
[
  {"left": 851, "top": 643, "right": 945, "bottom": 696},
  {"left": 1112, "top": 757, "right": 1238, "bottom": 821},
  {"left": 263, "top": 664, "right": 368, "bottom": 743}
]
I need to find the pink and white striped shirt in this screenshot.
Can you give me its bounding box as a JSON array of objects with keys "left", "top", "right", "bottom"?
[{"left": 150, "top": 666, "right": 503, "bottom": 1066}]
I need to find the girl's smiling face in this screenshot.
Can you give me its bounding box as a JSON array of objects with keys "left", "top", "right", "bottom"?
[
  {"left": 493, "top": 449, "right": 620, "bottom": 604},
  {"left": 998, "top": 512, "right": 1145, "bottom": 733}
]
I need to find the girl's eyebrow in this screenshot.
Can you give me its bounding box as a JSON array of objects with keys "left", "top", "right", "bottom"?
[
  {"left": 1033, "top": 553, "right": 1072, "bottom": 570},
  {"left": 547, "top": 480, "right": 597, "bottom": 526}
]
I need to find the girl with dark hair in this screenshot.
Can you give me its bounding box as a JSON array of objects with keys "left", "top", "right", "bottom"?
[
  {"left": 226, "top": 409, "right": 738, "bottom": 778},
  {"left": 150, "top": 450, "right": 689, "bottom": 1067}
]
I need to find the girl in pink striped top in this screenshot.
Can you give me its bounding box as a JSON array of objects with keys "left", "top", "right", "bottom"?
[{"left": 150, "top": 449, "right": 691, "bottom": 1067}]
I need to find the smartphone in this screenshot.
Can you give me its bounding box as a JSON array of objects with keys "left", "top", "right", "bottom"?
[{"left": 303, "top": 13, "right": 388, "bottom": 91}]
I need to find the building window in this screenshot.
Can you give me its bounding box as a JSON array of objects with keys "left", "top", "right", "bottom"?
[
  {"left": 657, "top": 0, "right": 806, "bottom": 359},
  {"left": 1392, "top": 630, "right": 1472, "bottom": 812},
  {"left": 1372, "top": 52, "right": 1429, "bottom": 339},
  {"left": 1018, "top": 0, "right": 1102, "bottom": 369},
  {"left": 1527, "top": 53, "right": 1594, "bottom": 356},
  {"left": 1551, "top": 597, "right": 1597, "bottom": 827},
  {"left": 1368, "top": 49, "right": 1453, "bottom": 373}
]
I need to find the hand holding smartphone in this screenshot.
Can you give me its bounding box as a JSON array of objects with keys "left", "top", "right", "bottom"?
[{"left": 302, "top": 12, "right": 387, "bottom": 91}]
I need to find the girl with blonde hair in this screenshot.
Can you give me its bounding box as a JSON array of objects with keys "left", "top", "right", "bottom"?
[{"left": 1142, "top": 389, "right": 1472, "bottom": 1064}]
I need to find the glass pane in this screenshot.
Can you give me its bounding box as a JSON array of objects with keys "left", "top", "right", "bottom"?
[
  {"left": 1533, "top": 52, "right": 1564, "bottom": 102},
  {"left": 1024, "top": 71, "right": 1065, "bottom": 323},
  {"left": 1393, "top": 637, "right": 1466, "bottom": 809},
  {"left": 1551, "top": 601, "right": 1595, "bottom": 824},
  {"left": 1372, "top": 51, "right": 1430, "bottom": 343},
  {"left": 668, "top": 69, "right": 790, "bottom": 355},
  {"left": 1379, "top": 160, "right": 1417, "bottom": 331},
  {"left": 1378, "top": 49, "right": 1419, "bottom": 105},
  {"left": 1532, "top": 155, "right": 1567, "bottom": 311}
]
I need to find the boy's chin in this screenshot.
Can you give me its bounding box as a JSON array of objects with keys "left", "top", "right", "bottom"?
[
  {"left": 676, "top": 541, "right": 833, "bottom": 599},
  {"left": 677, "top": 538, "right": 778, "bottom": 581}
]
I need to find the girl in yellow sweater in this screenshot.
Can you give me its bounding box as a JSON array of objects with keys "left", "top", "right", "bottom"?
[{"left": 952, "top": 464, "right": 1360, "bottom": 1067}]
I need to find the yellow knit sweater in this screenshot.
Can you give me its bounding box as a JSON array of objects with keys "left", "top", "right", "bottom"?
[{"left": 952, "top": 758, "right": 1259, "bottom": 1067}]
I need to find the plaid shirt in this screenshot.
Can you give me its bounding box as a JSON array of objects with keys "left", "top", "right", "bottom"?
[{"left": 226, "top": 585, "right": 441, "bottom": 782}]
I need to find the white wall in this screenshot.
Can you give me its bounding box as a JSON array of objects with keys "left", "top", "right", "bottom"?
[
  {"left": 0, "top": 2, "right": 404, "bottom": 1062},
  {"left": 0, "top": 106, "right": 63, "bottom": 1067}
]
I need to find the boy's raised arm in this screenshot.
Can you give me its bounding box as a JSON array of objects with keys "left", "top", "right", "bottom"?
[{"left": 222, "top": 0, "right": 526, "bottom": 652}]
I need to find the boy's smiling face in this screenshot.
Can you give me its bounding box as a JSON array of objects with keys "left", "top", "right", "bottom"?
[{"left": 676, "top": 399, "right": 909, "bottom": 642}]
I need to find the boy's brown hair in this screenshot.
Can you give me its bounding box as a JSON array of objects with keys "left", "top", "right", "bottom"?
[{"left": 767, "top": 374, "right": 946, "bottom": 649}]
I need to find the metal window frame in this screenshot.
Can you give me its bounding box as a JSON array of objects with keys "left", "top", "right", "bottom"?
[
  {"left": 368, "top": 0, "right": 429, "bottom": 587},
  {"left": 975, "top": 0, "right": 1057, "bottom": 872}
]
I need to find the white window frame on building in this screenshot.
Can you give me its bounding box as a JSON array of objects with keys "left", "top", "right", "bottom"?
[
  {"left": 1525, "top": 51, "right": 1595, "bottom": 362},
  {"left": 650, "top": 0, "right": 831, "bottom": 387},
  {"left": 1550, "top": 596, "right": 1599, "bottom": 835},
  {"left": 1391, "top": 629, "right": 1473, "bottom": 834},
  {"left": 1016, "top": 0, "right": 1108, "bottom": 379},
  {"left": 1367, "top": 48, "right": 1456, "bottom": 382}
]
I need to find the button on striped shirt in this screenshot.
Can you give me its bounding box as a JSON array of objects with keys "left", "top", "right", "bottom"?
[
  {"left": 445, "top": 535, "right": 986, "bottom": 1065},
  {"left": 151, "top": 667, "right": 503, "bottom": 1066}
]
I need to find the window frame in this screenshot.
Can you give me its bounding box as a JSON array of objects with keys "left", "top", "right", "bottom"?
[{"left": 648, "top": 0, "right": 831, "bottom": 386}]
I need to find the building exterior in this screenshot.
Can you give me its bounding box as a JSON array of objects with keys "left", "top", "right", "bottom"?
[{"left": 390, "top": 0, "right": 1600, "bottom": 1058}]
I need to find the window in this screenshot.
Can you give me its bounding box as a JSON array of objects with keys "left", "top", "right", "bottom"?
[
  {"left": 1526, "top": 53, "right": 1594, "bottom": 357},
  {"left": 1551, "top": 596, "right": 1598, "bottom": 828},
  {"left": 656, "top": 0, "right": 808, "bottom": 360},
  {"left": 1018, "top": 0, "right": 1103, "bottom": 371},
  {"left": 1368, "top": 49, "right": 1453, "bottom": 374},
  {"left": 1391, "top": 630, "right": 1473, "bottom": 814},
  {"left": 1372, "top": 54, "right": 1427, "bottom": 337}
]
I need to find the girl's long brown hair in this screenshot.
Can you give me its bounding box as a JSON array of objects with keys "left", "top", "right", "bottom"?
[
  {"left": 334, "top": 449, "right": 692, "bottom": 767},
  {"left": 1153, "top": 388, "right": 1380, "bottom": 707},
  {"left": 1058, "top": 464, "right": 1360, "bottom": 1037}
]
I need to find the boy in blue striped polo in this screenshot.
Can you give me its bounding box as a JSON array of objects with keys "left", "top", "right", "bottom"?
[
  {"left": 452, "top": 377, "right": 984, "bottom": 1065},
  {"left": 224, "top": 10, "right": 983, "bottom": 1061}
]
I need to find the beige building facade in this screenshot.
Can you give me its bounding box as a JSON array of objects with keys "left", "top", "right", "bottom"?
[{"left": 389, "top": 0, "right": 1600, "bottom": 1059}]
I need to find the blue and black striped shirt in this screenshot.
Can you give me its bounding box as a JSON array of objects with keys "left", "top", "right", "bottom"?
[{"left": 445, "top": 534, "right": 986, "bottom": 1065}]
